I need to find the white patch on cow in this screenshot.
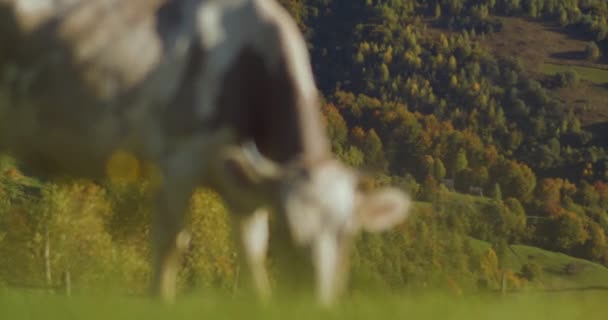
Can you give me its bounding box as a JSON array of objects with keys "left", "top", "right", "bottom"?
[
  {"left": 14, "top": 0, "right": 76, "bottom": 17},
  {"left": 313, "top": 230, "right": 339, "bottom": 306},
  {"left": 198, "top": 1, "right": 227, "bottom": 49},
  {"left": 194, "top": 0, "right": 318, "bottom": 121},
  {"left": 15, "top": 0, "right": 52, "bottom": 12},
  {"left": 284, "top": 162, "right": 357, "bottom": 246},
  {"left": 13, "top": 0, "right": 55, "bottom": 31},
  {"left": 279, "top": 23, "right": 317, "bottom": 99},
  {"left": 242, "top": 209, "right": 269, "bottom": 264},
  {"left": 286, "top": 193, "right": 322, "bottom": 245},
  {"left": 195, "top": 0, "right": 251, "bottom": 119},
  {"left": 241, "top": 208, "right": 271, "bottom": 299},
  {"left": 253, "top": 0, "right": 317, "bottom": 98},
  {"left": 315, "top": 164, "right": 356, "bottom": 225}
]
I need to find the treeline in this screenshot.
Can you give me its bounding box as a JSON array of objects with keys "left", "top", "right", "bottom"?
[
  {"left": 322, "top": 92, "right": 608, "bottom": 265},
  {"left": 0, "top": 163, "right": 236, "bottom": 294},
  {"left": 0, "top": 161, "right": 526, "bottom": 295}
]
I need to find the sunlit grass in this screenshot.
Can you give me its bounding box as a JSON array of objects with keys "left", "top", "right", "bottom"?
[
  {"left": 1, "top": 288, "right": 607, "bottom": 320},
  {"left": 467, "top": 238, "right": 608, "bottom": 288},
  {"left": 539, "top": 63, "right": 608, "bottom": 85}
]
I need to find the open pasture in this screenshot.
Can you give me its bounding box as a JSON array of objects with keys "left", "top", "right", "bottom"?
[
  {"left": 539, "top": 63, "right": 608, "bottom": 85},
  {"left": 1, "top": 289, "right": 607, "bottom": 320}
]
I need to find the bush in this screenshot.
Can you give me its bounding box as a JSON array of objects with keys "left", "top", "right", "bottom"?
[
  {"left": 553, "top": 70, "right": 579, "bottom": 88},
  {"left": 519, "top": 262, "right": 543, "bottom": 281},
  {"left": 585, "top": 42, "right": 601, "bottom": 61},
  {"left": 182, "top": 190, "right": 236, "bottom": 291}
]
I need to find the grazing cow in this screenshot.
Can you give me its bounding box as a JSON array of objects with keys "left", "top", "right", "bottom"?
[{"left": 0, "top": 0, "right": 411, "bottom": 305}]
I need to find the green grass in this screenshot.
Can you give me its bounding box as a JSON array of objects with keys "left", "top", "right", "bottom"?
[
  {"left": 539, "top": 63, "right": 608, "bottom": 85},
  {"left": 3, "top": 234, "right": 608, "bottom": 320},
  {"left": 468, "top": 238, "right": 608, "bottom": 290},
  {"left": 416, "top": 191, "right": 608, "bottom": 290},
  {"left": 1, "top": 288, "right": 607, "bottom": 320}
]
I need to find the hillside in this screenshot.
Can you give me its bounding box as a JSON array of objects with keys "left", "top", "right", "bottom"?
[
  {"left": 477, "top": 17, "right": 608, "bottom": 126},
  {"left": 469, "top": 238, "right": 608, "bottom": 291},
  {"left": 275, "top": 0, "right": 608, "bottom": 269}
]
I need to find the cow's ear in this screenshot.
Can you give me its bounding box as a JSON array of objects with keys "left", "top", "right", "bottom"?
[{"left": 357, "top": 188, "right": 411, "bottom": 233}]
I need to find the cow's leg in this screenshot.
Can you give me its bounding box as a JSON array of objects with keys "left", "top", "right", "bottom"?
[
  {"left": 239, "top": 208, "right": 271, "bottom": 301},
  {"left": 150, "top": 157, "right": 200, "bottom": 303}
]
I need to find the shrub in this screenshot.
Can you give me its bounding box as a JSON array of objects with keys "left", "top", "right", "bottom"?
[
  {"left": 585, "top": 42, "right": 601, "bottom": 61},
  {"left": 553, "top": 70, "right": 579, "bottom": 87},
  {"left": 519, "top": 262, "right": 543, "bottom": 281}
]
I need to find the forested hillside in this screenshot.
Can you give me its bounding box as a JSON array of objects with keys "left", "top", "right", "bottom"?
[
  {"left": 1, "top": 0, "right": 608, "bottom": 296},
  {"left": 278, "top": 0, "right": 608, "bottom": 264}
]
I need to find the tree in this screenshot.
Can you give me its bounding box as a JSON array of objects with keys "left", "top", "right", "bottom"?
[
  {"left": 340, "top": 146, "right": 365, "bottom": 168},
  {"left": 577, "top": 181, "right": 599, "bottom": 207},
  {"left": 450, "top": 75, "right": 459, "bottom": 88},
  {"left": 449, "top": 55, "right": 457, "bottom": 71},
  {"left": 552, "top": 212, "right": 589, "bottom": 252},
  {"left": 528, "top": 2, "right": 538, "bottom": 18},
  {"left": 433, "top": 158, "right": 447, "bottom": 180},
  {"left": 37, "top": 183, "right": 117, "bottom": 289},
  {"left": 185, "top": 190, "right": 236, "bottom": 290},
  {"left": 519, "top": 262, "right": 542, "bottom": 281},
  {"left": 453, "top": 149, "right": 468, "bottom": 177},
  {"left": 379, "top": 63, "right": 390, "bottom": 82},
  {"left": 554, "top": 70, "right": 579, "bottom": 87},
  {"left": 594, "top": 181, "right": 608, "bottom": 210},
  {"left": 504, "top": 0, "right": 522, "bottom": 15},
  {"left": 559, "top": 9, "right": 568, "bottom": 26},
  {"left": 585, "top": 41, "right": 601, "bottom": 61},
  {"left": 322, "top": 103, "right": 348, "bottom": 154},
  {"left": 580, "top": 221, "right": 608, "bottom": 263},
  {"left": 421, "top": 175, "right": 440, "bottom": 202},
  {"left": 479, "top": 248, "right": 500, "bottom": 286},
  {"left": 503, "top": 198, "right": 527, "bottom": 241},
  {"left": 492, "top": 183, "right": 502, "bottom": 201},
  {"left": 491, "top": 160, "right": 536, "bottom": 200},
  {"left": 359, "top": 129, "right": 387, "bottom": 170}
]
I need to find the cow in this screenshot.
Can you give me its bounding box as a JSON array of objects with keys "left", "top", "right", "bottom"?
[{"left": 0, "top": 0, "right": 411, "bottom": 305}]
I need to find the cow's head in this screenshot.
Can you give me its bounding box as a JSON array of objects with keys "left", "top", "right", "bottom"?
[{"left": 220, "top": 143, "right": 411, "bottom": 305}]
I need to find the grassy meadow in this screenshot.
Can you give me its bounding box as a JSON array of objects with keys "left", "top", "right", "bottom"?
[
  {"left": 1, "top": 288, "right": 607, "bottom": 320},
  {"left": 469, "top": 238, "right": 608, "bottom": 290},
  {"left": 539, "top": 63, "right": 608, "bottom": 85},
  {"left": 4, "top": 233, "right": 608, "bottom": 320}
]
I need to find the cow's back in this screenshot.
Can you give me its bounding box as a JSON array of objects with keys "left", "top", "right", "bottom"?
[{"left": 0, "top": 0, "right": 197, "bottom": 177}]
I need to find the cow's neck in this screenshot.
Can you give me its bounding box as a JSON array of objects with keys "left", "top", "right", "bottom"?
[
  {"left": 254, "top": 58, "right": 329, "bottom": 166},
  {"left": 168, "top": 0, "right": 331, "bottom": 166},
  {"left": 245, "top": 0, "right": 330, "bottom": 166},
  {"left": 213, "top": 45, "right": 330, "bottom": 167}
]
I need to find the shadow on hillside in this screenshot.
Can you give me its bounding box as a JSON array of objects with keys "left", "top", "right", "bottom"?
[
  {"left": 550, "top": 50, "right": 586, "bottom": 60},
  {"left": 544, "top": 24, "right": 595, "bottom": 42},
  {"left": 585, "top": 122, "right": 608, "bottom": 147}
]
